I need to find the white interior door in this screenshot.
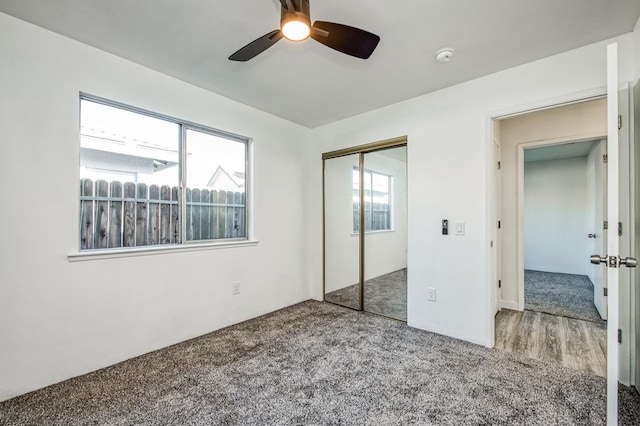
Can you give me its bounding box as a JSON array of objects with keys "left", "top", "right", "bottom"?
[
  {"left": 598, "top": 42, "right": 638, "bottom": 425},
  {"left": 605, "top": 42, "right": 620, "bottom": 426},
  {"left": 600, "top": 41, "right": 639, "bottom": 426}
]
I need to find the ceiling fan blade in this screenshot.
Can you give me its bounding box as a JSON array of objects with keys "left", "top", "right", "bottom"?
[
  {"left": 311, "top": 21, "right": 380, "bottom": 59},
  {"left": 229, "top": 29, "right": 283, "bottom": 61},
  {"left": 279, "top": 0, "right": 294, "bottom": 11}
]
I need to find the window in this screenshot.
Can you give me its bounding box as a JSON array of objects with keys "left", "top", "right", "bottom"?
[
  {"left": 353, "top": 167, "right": 392, "bottom": 232},
  {"left": 79, "top": 96, "right": 249, "bottom": 251}
]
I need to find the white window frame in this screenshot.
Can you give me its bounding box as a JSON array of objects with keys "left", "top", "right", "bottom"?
[{"left": 70, "top": 93, "right": 255, "bottom": 260}]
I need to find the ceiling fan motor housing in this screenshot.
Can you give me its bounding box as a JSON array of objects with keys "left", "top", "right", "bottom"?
[{"left": 281, "top": 0, "right": 311, "bottom": 28}]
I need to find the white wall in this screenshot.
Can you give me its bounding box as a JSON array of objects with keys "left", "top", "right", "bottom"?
[
  {"left": 0, "top": 13, "right": 311, "bottom": 401},
  {"left": 309, "top": 33, "right": 634, "bottom": 347},
  {"left": 524, "top": 157, "right": 588, "bottom": 274}
]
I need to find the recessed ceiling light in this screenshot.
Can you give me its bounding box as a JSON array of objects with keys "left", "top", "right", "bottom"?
[{"left": 435, "top": 48, "right": 454, "bottom": 63}]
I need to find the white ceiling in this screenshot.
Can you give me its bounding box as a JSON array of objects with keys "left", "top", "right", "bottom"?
[{"left": 1, "top": 1, "right": 639, "bottom": 128}]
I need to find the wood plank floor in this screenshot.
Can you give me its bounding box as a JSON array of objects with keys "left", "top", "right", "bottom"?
[{"left": 495, "top": 309, "right": 607, "bottom": 377}]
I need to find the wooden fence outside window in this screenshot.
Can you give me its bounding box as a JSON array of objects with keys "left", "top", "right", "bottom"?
[{"left": 80, "top": 178, "right": 246, "bottom": 250}]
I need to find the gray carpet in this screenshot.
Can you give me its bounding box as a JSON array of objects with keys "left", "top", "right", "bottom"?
[
  {"left": 1, "top": 300, "right": 639, "bottom": 425},
  {"left": 525, "top": 270, "right": 605, "bottom": 324},
  {"left": 325, "top": 268, "right": 407, "bottom": 320}
]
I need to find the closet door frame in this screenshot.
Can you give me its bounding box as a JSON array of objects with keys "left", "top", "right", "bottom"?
[{"left": 322, "top": 135, "right": 407, "bottom": 312}]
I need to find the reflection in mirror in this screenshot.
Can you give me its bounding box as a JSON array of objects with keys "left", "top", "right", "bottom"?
[
  {"left": 324, "top": 153, "right": 361, "bottom": 310},
  {"left": 363, "top": 146, "right": 407, "bottom": 320}
]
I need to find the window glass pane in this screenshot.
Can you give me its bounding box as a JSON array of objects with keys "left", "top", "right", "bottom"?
[
  {"left": 185, "top": 129, "right": 246, "bottom": 241},
  {"left": 79, "top": 100, "right": 180, "bottom": 249},
  {"left": 352, "top": 166, "right": 392, "bottom": 233},
  {"left": 79, "top": 97, "right": 250, "bottom": 251}
]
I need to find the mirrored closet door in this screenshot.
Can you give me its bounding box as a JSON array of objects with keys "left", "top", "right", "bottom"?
[
  {"left": 323, "top": 153, "right": 361, "bottom": 310},
  {"left": 323, "top": 138, "right": 407, "bottom": 321},
  {"left": 363, "top": 146, "right": 407, "bottom": 320}
]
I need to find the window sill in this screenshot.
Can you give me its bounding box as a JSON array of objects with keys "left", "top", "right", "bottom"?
[
  {"left": 351, "top": 229, "right": 395, "bottom": 237},
  {"left": 67, "top": 240, "right": 259, "bottom": 262}
]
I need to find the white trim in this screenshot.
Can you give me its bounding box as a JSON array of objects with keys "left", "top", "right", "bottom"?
[
  {"left": 490, "top": 87, "right": 606, "bottom": 120},
  {"left": 68, "top": 240, "right": 259, "bottom": 262},
  {"left": 499, "top": 300, "right": 520, "bottom": 311}
]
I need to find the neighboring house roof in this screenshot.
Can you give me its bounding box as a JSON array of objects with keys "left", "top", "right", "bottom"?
[{"left": 207, "top": 166, "right": 245, "bottom": 192}]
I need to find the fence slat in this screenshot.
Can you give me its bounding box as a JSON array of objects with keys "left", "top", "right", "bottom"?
[
  {"left": 211, "top": 190, "right": 219, "bottom": 240},
  {"left": 218, "top": 190, "right": 227, "bottom": 238},
  {"left": 123, "top": 182, "right": 136, "bottom": 247},
  {"left": 136, "top": 183, "right": 148, "bottom": 246},
  {"left": 80, "top": 179, "right": 94, "bottom": 250},
  {"left": 148, "top": 185, "right": 160, "bottom": 245},
  {"left": 239, "top": 192, "right": 246, "bottom": 238},
  {"left": 109, "top": 181, "right": 123, "bottom": 248},
  {"left": 233, "top": 191, "right": 243, "bottom": 238},
  {"left": 191, "top": 189, "right": 201, "bottom": 241},
  {"left": 185, "top": 188, "right": 192, "bottom": 241},
  {"left": 95, "top": 180, "right": 109, "bottom": 249},
  {"left": 201, "top": 189, "right": 211, "bottom": 240},
  {"left": 171, "top": 186, "right": 179, "bottom": 243},
  {"left": 160, "top": 185, "right": 171, "bottom": 244},
  {"left": 225, "top": 191, "right": 234, "bottom": 238}
]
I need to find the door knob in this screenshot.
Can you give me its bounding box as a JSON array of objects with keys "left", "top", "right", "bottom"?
[
  {"left": 619, "top": 257, "right": 638, "bottom": 268},
  {"left": 590, "top": 254, "right": 637, "bottom": 267},
  {"left": 588, "top": 233, "right": 597, "bottom": 238}
]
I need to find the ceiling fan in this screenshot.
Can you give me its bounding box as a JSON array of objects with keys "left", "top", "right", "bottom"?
[{"left": 229, "top": 0, "right": 380, "bottom": 61}]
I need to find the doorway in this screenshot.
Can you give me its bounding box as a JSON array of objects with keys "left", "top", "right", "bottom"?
[
  {"left": 493, "top": 98, "right": 610, "bottom": 377},
  {"left": 522, "top": 139, "right": 607, "bottom": 324},
  {"left": 323, "top": 137, "right": 408, "bottom": 321}
]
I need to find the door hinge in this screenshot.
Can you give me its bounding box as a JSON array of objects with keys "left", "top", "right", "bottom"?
[
  {"left": 603, "top": 154, "right": 608, "bottom": 163},
  {"left": 618, "top": 329, "right": 622, "bottom": 344},
  {"left": 498, "top": 280, "right": 502, "bottom": 288},
  {"left": 498, "top": 220, "right": 501, "bottom": 229},
  {"left": 603, "top": 221, "right": 608, "bottom": 230},
  {"left": 604, "top": 288, "right": 608, "bottom": 297},
  {"left": 497, "top": 161, "right": 501, "bottom": 170},
  {"left": 618, "top": 115, "right": 622, "bottom": 130},
  {"left": 618, "top": 222, "right": 623, "bottom": 237}
]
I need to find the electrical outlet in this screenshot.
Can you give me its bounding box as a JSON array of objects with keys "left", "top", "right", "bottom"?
[
  {"left": 232, "top": 281, "right": 240, "bottom": 295},
  {"left": 427, "top": 287, "right": 436, "bottom": 302}
]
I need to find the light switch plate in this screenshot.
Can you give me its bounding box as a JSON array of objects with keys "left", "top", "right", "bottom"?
[{"left": 455, "top": 221, "right": 465, "bottom": 236}]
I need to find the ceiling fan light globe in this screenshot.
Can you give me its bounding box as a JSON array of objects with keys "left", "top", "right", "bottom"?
[{"left": 282, "top": 19, "right": 310, "bottom": 41}]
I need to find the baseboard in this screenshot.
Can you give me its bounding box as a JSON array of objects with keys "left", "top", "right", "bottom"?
[{"left": 500, "top": 300, "right": 520, "bottom": 311}]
